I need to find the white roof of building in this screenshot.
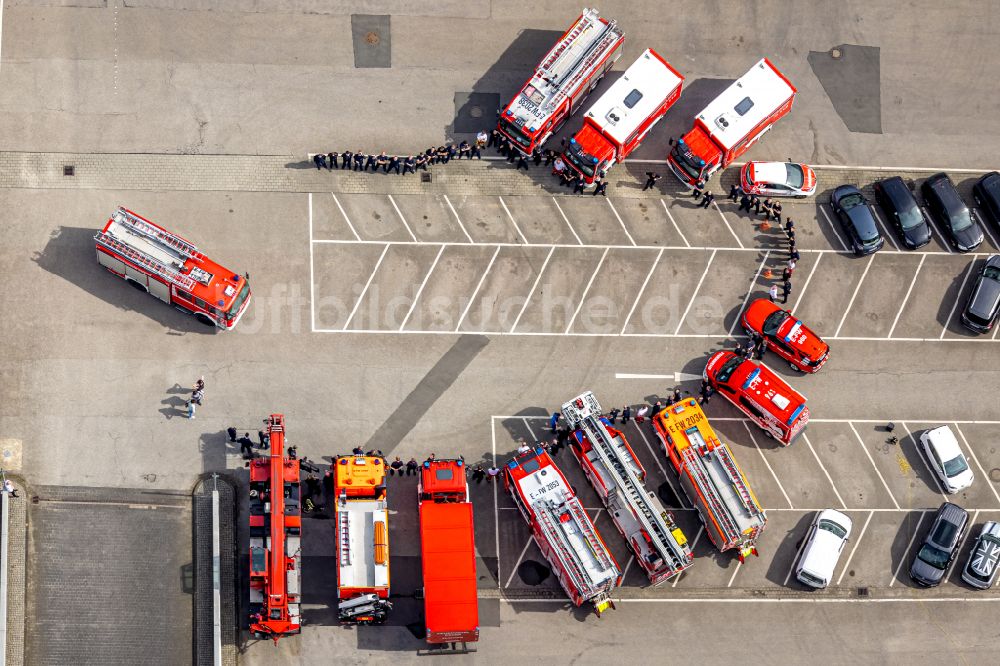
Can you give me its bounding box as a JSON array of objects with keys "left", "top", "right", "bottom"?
[
  {"left": 583, "top": 49, "right": 682, "bottom": 145},
  {"left": 338, "top": 500, "right": 389, "bottom": 589},
  {"left": 695, "top": 58, "right": 795, "bottom": 151}
]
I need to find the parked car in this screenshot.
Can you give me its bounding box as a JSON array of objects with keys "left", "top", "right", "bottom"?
[
  {"left": 961, "top": 255, "right": 1000, "bottom": 333},
  {"left": 909, "top": 502, "right": 969, "bottom": 587},
  {"left": 872, "top": 176, "right": 931, "bottom": 249},
  {"left": 794, "top": 509, "right": 852, "bottom": 588},
  {"left": 740, "top": 161, "right": 818, "bottom": 198},
  {"left": 962, "top": 521, "right": 1000, "bottom": 589},
  {"left": 741, "top": 298, "right": 829, "bottom": 373},
  {"left": 921, "top": 173, "right": 983, "bottom": 252},
  {"left": 972, "top": 171, "right": 1000, "bottom": 228},
  {"left": 830, "top": 185, "right": 884, "bottom": 255},
  {"left": 919, "top": 425, "right": 974, "bottom": 494}
]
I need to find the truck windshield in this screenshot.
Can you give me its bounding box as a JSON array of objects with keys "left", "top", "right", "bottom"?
[
  {"left": 499, "top": 118, "right": 533, "bottom": 150},
  {"left": 226, "top": 280, "right": 251, "bottom": 320},
  {"left": 566, "top": 149, "right": 596, "bottom": 177},
  {"left": 671, "top": 144, "right": 703, "bottom": 180}
]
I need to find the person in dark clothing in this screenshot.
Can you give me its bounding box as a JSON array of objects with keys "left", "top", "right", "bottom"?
[
  {"left": 516, "top": 154, "right": 529, "bottom": 171},
  {"left": 402, "top": 156, "right": 415, "bottom": 175},
  {"left": 739, "top": 193, "right": 752, "bottom": 213},
  {"left": 323, "top": 470, "right": 334, "bottom": 495},
  {"left": 470, "top": 142, "right": 482, "bottom": 159},
  {"left": 387, "top": 155, "right": 401, "bottom": 175},
  {"left": 607, "top": 407, "right": 620, "bottom": 424},
  {"left": 544, "top": 149, "right": 556, "bottom": 166},
  {"left": 692, "top": 180, "right": 704, "bottom": 201},
  {"left": 785, "top": 219, "right": 795, "bottom": 234},
  {"left": 754, "top": 336, "right": 768, "bottom": 360},
  {"left": 415, "top": 154, "right": 428, "bottom": 171},
  {"left": 672, "top": 388, "right": 683, "bottom": 405},
  {"left": 352, "top": 446, "right": 364, "bottom": 455},
  {"left": 389, "top": 456, "right": 404, "bottom": 476},
  {"left": 405, "top": 458, "right": 419, "bottom": 476},
  {"left": 366, "top": 152, "right": 380, "bottom": 172},
  {"left": 327, "top": 152, "right": 338, "bottom": 170},
  {"left": 238, "top": 434, "right": 255, "bottom": 459},
  {"left": 305, "top": 474, "right": 321, "bottom": 499},
  {"left": 730, "top": 183, "right": 741, "bottom": 201},
  {"left": 650, "top": 401, "right": 663, "bottom": 420},
  {"left": 572, "top": 176, "right": 586, "bottom": 194},
  {"left": 227, "top": 427, "right": 238, "bottom": 443},
  {"left": 700, "top": 191, "right": 715, "bottom": 209},
  {"left": 257, "top": 430, "right": 269, "bottom": 449},
  {"left": 642, "top": 172, "right": 661, "bottom": 191},
  {"left": 782, "top": 267, "right": 793, "bottom": 282},
  {"left": 533, "top": 149, "right": 542, "bottom": 166},
  {"left": 353, "top": 151, "right": 365, "bottom": 171},
  {"left": 436, "top": 146, "right": 450, "bottom": 164},
  {"left": 498, "top": 139, "right": 509, "bottom": 157},
  {"left": 341, "top": 151, "right": 352, "bottom": 169},
  {"left": 622, "top": 405, "right": 632, "bottom": 423},
  {"left": 447, "top": 144, "right": 457, "bottom": 162},
  {"left": 458, "top": 141, "right": 471, "bottom": 159},
  {"left": 593, "top": 178, "right": 608, "bottom": 196},
  {"left": 782, "top": 280, "right": 792, "bottom": 304},
  {"left": 699, "top": 380, "right": 714, "bottom": 405},
  {"left": 506, "top": 145, "right": 518, "bottom": 163},
  {"left": 488, "top": 129, "right": 501, "bottom": 148},
  {"left": 790, "top": 248, "right": 800, "bottom": 262},
  {"left": 772, "top": 200, "right": 783, "bottom": 224},
  {"left": 787, "top": 228, "right": 796, "bottom": 243},
  {"left": 376, "top": 151, "right": 389, "bottom": 172},
  {"left": 471, "top": 465, "right": 486, "bottom": 483},
  {"left": 762, "top": 198, "right": 773, "bottom": 221},
  {"left": 752, "top": 194, "right": 761, "bottom": 215},
  {"left": 734, "top": 342, "right": 745, "bottom": 358},
  {"left": 560, "top": 170, "right": 575, "bottom": 187},
  {"left": 313, "top": 153, "right": 326, "bottom": 170}
]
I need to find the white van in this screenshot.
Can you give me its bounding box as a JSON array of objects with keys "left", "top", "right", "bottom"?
[{"left": 794, "top": 509, "right": 853, "bottom": 588}]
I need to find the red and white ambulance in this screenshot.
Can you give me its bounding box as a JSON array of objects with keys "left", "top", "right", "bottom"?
[
  {"left": 667, "top": 58, "right": 796, "bottom": 187},
  {"left": 703, "top": 351, "right": 809, "bottom": 446},
  {"left": 562, "top": 48, "right": 684, "bottom": 185}
]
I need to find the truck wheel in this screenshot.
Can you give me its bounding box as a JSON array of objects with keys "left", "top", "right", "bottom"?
[
  {"left": 763, "top": 430, "right": 774, "bottom": 439},
  {"left": 790, "top": 362, "right": 801, "bottom": 372},
  {"left": 195, "top": 313, "right": 216, "bottom": 327},
  {"left": 126, "top": 278, "right": 148, "bottom": 293}
]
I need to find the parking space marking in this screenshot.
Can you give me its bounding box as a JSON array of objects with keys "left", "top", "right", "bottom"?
[
  {"left": 565, "top": 247, "right": 609, "bottom": 333},
  {"left": 920, "top": 206, "right": 953, "bottom": 252},
  {"left": 818, "top": 204, "right": 850, "bottom": 252},
  {"left": 504, "top": 537, "right": 535, "bottom": 588},
  {"left": 399, "top": 244, "right": 445, "bottom": 330},
  {"left": 491, "top": 416, "right": 500, "bottom": 589},
  {"left": 442, "top": 194, "right": 475, "bottom": 243},
  {"left": 509, "top": 247, "right": 555, "bottom": 333},
  {"left": 790, "top": 253, "right": 822, "bottom": 315},
  {"left": 887, "top": 253, "right": 926, "bottom": 339},
  {"left": 728, "top": 250, "right": 770, "bottom": 336},
  {"left": 848, "top": 423, "right": 901, "bottom": 510},
  {"left": 308, "top": 193, "right": 316, "bottom": 332},
  {"left": 994, "top": 320, "right": 999, "bottom": 340},
  {"left": 711, "top": 200, "right": 744, "bottom": 249},
  {"left": 833, "top": 254, "right": 875, "bottom": 337},
  {"left": 783, "top": 512, "right": 817, "bottom": 587},
  {"left": 660, "top": 199, "right": 690, "bottom": 248},
  {"left": 802, "top": 433, "right": 847, "bottom": 509},
  {"left": 620, "top": 248, "right": 665, "bottom": 335},
  {"left": 953, "top": 423, "right": 1000, "bottom": 506},
  {"left": 973, "top": 208, "right": 1000, "bottom": 249},
  {"left": 674, "top": 249, "right": 718, "bottom": 335},
  {"left": 939, "top": 261, "right": 977, "bottom": 338},
  {"left": 387, "top": 194, "right": 418, "bottom": 242},
  {"left": 900, "top": 422, "right": 949, "bottom": 501},
  {"left": 621, "top": 555, "right": 636, "bottom": 581},
  {"left": 331, "top": 193, "right": 362, "bottom": 241},
  {"left": 870, "top": 206, "right": 900, "bottom": 251},
  {"left": 889, "top": 511, "right": 928, "bottom": 587},
  {"left": 455, "top": 245, "right": 501, "bottom": 332},
  {"left": 551, "top": 197, "right": 584, "bottom": 246},
  {"left": 836, "top": 510, "right": 874, "bottom": 586},
  {"left": 672, "top": 526, "right": 703, "bottom": 587},
  {"left": 726, "top": 561, "right": 743, "bottom": 587},
  {"left": 632, "top": 422, "right": 688, "bottom": 509},
  {"left": 605, "top": 199, "right": 637, "bottom": 246},
  {"left": 743, "top": 422, "right": 794, "bottom": 509},
  {"left": 497, "top": 196, "right": 529, "bottom": 245},
  {"left": 342, "top": 244, "right": 389, "bottom": 329}
]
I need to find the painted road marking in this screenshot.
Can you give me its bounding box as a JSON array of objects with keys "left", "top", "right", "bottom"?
[
  {"left": 887, "top": 253, "right": 926, "bottom": 339},
  {"left": 661, "top": 199, "right": 690, "bottom": 248},
  {"left": 498, "top": 196, "right": 529, "bottom": 245},
  {"left": 606, "top": 198, "right": 637, "bottom": 246},
  {"left": 443, "top": 194, "right": 475, "bottom": 243},
  {"left": 834, "top": 253, "right": 875, "bottom": 337},
  {"left": 674, "top": 249, "right": 717, "bottom": 335}
]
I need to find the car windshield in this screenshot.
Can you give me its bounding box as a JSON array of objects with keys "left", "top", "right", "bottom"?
[
  {"left": 818, "top": 519, "right": 848, "bottom": 539},
  {"left": 943, "top": 454, "right": 969, "bottom": 477},
  {"left": 714, "top": 356, "right": 743, "bottom": 383},
  {"left": 917, "top": 543, "right": 950, "bottom": 569},
  {"left": 951, "top": 210, "right": 973, "bottom": 232},
  {"left": 983, "top": 266, "right": 1000, "bottom": 281},
  {"left": 839, "top": 193, "right": 864, "bottom": 209},
  {"left": 785, "top": 163, "right": 804, "bottom": 189},
  {"left": 762, "top": 309, "right": 789, "bottom": 336},
  {"left": 899, "top": 208, "right": 924, "bottom": 230}
]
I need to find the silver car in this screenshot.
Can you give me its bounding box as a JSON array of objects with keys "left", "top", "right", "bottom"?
[{"left": 962, "top": 521, "right": 1000, "bottom": 589}]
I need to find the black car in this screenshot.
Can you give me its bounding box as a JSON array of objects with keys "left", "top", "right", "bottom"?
[
  {"left": 830, "top": 185, "right": 884, "bottom": 255},
  {"left": 921, "top": 173, "right": 983, "bottom": 252},
  {"left": 873, "top": 176, "right": 931, "bottom": 249},
  {"left": 909, "top": 502, "right": 969, "bottom": 587},
  {"left": 972, "top": 171, "right": 1000, "bottom": 228},
  {"left": 961, "top": 254, "right": 1000, "bottom": 333}
]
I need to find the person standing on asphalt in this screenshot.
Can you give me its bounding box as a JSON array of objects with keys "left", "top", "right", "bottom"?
[
  {"left": 532, "top": 149, "right": 542, "bottom": 167},
  {"left": 549, "top": 412, "right": 560, "bottom": 433},
  {"left": 622, "top": 405, "right": 632, "bottom": 423},
  {"left": 572, "top": 175, "right": 587, "bottom": 194},
  {"left": 772, "top": 200, "right": 783, "bottom": 224},
  {"left": 327, "top": 151, "right": 338, "bottom": 170},
  {"left": 593, "top": 177, "right": 608, "bottom": 196},
  {"left": 752, "top": 194, "right": 761, "bottom": 215},
  {"left": 642, "top": 172, "right": 661, "bottom": 191},
  {"left": 782, "top": 266, "right": 793, "bottom": 282},
  {"left": 516, "top": 153, "right": 529, "bottom": 171},
  {"left": 699, "top": 380, "right": 714, "bottom": 405},
  {"left": 730, "top": 183, "right": 741, "bottom": 202},
  {"left": 476, "top": 130, "right": 489, "bottom": 149},
  {"left": 313, "top": 153, "right": 325, "bottom": 170},
  {"left": 785, "top": 218, "right": 794, "bottom": 235},
  {"left": 769, "top": 283, "right": 779, "bottom": 303},
  {"left": 544, "top": 149, "right": 556, "bottom": 166},
  {"left": 782, "top": 280, "right": 792, "bottom": 304},
  {"left": 700, "top": 191, "right": 715, "bottom": 209},
  {"left": 692, "top": 179, "right": 705, "bottom": 202},
  {"left": 402, "top": 155, "right": 415, "bottom": 175},
  {"left": 415, "top": 153, "right": 428, "bottom": 171},
  {"left": 471, "top": 465, "right": 486, "bottom": 483},
  {"left": 406, "top": 457, "right": 419, "bottom": 476},
  {"left": 607, "top": 407, "right": 620, "bottom": 424},
  {"left": 762, "top": 198, "right": 773, "bottom": 221},
  {"left": 739, "top": 192, "right": 752, "bottom": 214},
  {"left": 458, "top": 140, "right": 471, "bottom": 159},
  {"left": 486, "top": 465, "right": 501, "bottom": 482},
  {"left": 353, "top": 150, "right": 365, "bottom": 171},
  {"left": 470, "top": 141, "right": 482, "bottom": 159},
  {"left": 790, "top": 248, "right": 800, "bottom": 262},
  {"left": 341, "top": 150, "right": 352, "bottom": 169}
]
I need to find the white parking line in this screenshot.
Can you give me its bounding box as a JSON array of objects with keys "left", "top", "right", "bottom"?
[
  {"left": 973, "top": 208, "right": 1000, "bottom": 249},
  {"left": 387, "top": 194, "right": 419, "bottom": 242},
  {"left": 308, "top": 193, "right": 316, "bottom": 332},
  {"left": 620, "top": 247, "right": 665, "bottom": 335},
  {"left": 672, "top": 526, "right": 703, "bottom": 587},
  {"left": 836, "top": 510, "right": 873, "bottom": 586},
  {"left": 802, "top": 433, "right": 847, "bottom": 509},
  {"left": 847, "top": 423, "right": 901, "bottom": 510},
  {"left": 953, "top": 424, "right": 1000, "bottom": 506},
  {"left": 920, "top": 206, "right": 952, "bottom": 252},
  {"left": 818, "top": 204, "right": 850, "bottom": 252},
  {"left": 870, "top": 206, "right": 900, "bottom": 251},
  {"left": 833, "top": 253, "right": 875, "bottom": 337},
  {"left": 900, "top": 422, "right": 949, "bottom": 501},
  {"left": 727, "top": 561, "right": 743, "bottom": 588},
  {"left": 939, "top": 260, "right": 977, "bottom": 339},
  {"left": 455, "top": 245, "right": 501, "bottom": 332},
  {"left": 498, "top": 196, "right": 529, "bottom": 245},
  {"left": 442, "top": 194, "right": 475, "bottom": 243},
  {"left": 660, "top": 199, "right": 690, "bottom": 248},
  {"left": 331, "top": 193, "right": 362, "bottom": 241},
  {"left": 565, "top": 247, "right": 609, "bottom": 333},
  {"left": 632, "top": 422, "right": 688, "bottom": 509},
  {"left": 342, "top": 244, "right": 389, "bottom": 330},
  {"left": 491, "top": 416, "right": 500, "bottom": 590},
  {"left": 399, "top": 244, "right": 445, "bottom": 331},
  {"left": 551, "top": 196, "right": 584, "bottom": 245},
  {"left": 783, "top": 512, "right": 817, "bottom": 587},
  {"left": 994, "top": 320, "right": 1000, "bottom": 340},
  {"left": 711, "top": 200, "right": 744, "bottom": 249},
  {"left": 605, "top": 199, "right": 637, "bottom": 246},
  {"left": 727, "top": 250, "right": 770, "bottom": 336},
  {"left": 504, "top": 537, "right": 535, "bottom": 588},
  {"left": 674, "top": 249, "right": 717, "bottom": 335},
  {"left": 887, "top": 253, "right": 926, "bottom": 339},
  {"left": 621, "top": 555, "right": 636, "bottom": 581},
  {"left": 510, "top": 246, "right": 555, "bottom": 333},
  {"left": 789, "top": 253, "right": 822, "bottom": 315},
  {"left": 889, "top": 511, "right": 928, "bottom": 587},
  {"left": 742, "top": 422, "right": 794, "bottom": 509},
  {"left": 522, "top": 417, "right": 543, "bottom": 441}
]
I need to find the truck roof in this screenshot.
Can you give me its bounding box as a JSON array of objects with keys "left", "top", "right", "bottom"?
[
  {"left": 419, "top": 501, "right": 479, "bottom": 638},
  {"left": 583, "top": 48, "right": 683, "bottom": 145},
  {"left": 420, "top": 459, "right": 468, "bottom": 497},
  {"left": 337, "top": 499, "right": 390, "bottom": 590}
]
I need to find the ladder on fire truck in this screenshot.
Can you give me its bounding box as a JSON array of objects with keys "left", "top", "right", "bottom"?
[
  {"left": 537, "top": 8, "right": 620, "bottom": 113},
  {"left": 112, "top": 207, "right": 200, "bottom": 259},
  {"left": 682, "top": 429, "right": 760, "bottom": 541},
  {"left": 534, "top": 496, "right": 615, "bottom": 596},
  {"left": 339, "top": 510, "right": 352, "bottom": 566},
  {"left": 94, "top": 230, "right": 198, "bottom": 291},
  {"left": 563, "top": 394, "right": 688, "bottom": 574}
]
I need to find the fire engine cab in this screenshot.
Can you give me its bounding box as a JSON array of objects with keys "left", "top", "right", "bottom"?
[
  {"left": 562, "top": 392, "right": 693, "bottom": 585},
  {"left": 94, "top": 207, "right": 252, "bottom": 329},
  {"left": 704, "top": 351, "right": 810, "bottom": 446},
  {"left": 667, "top": 58, "right": 796, "bottom": 187},
  {"left": 654, "top": 400, "right": 767, "bottom": 561},
  {"left": 334, "top": 455, "right": 392, "bottom": 624},
  {"left": 563, "top": 48, "right": 684, "bottom": 185},
  {"left": 248, "top": 414, "right": 302, "bottom": 643},
  {"left": 505, "top": 447, "right": 621, "bottom": 614},
  {"left": 497, "top": 8, "right": 624, "bottom": 156}
]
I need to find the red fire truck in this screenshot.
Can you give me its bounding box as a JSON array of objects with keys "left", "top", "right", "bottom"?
[
  {"left": 497, "top": 8, "right": 624, "bottom": 156},
  {"left": 653, "top": 400, "right": 767, "bottom": 561},
  {"left": 563, "top": 48, "right": 684, "bottom": 185},
  {"left": 94, "top": 207, "right": 252, "bottom": 329},
  {"left": 334, "top": 455, "right": 392, "bottom": 624},
  {"left": 666, "top": 58, "right": 796, "bottom": 187},
  {"left": 249, "top": 414, "right": 302, "bottom": 642},
  {"left": 703, "top": 351, "right": 810, "bottom": 446},
  {"left": 418, "top": 459, "right": 479, "bottom": 647},
  {"left": 505, "top": 447, "right": 621, "bottom": 614}
]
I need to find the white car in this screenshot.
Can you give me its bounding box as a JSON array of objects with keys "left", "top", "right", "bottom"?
[
  {"left": 740, "top": 161, "right": 818, "bottom": 198},
  {"left": 794, "top": 509, "right": 852, "bottom": 588},
  {"left": 919, "top": 425, "right": 974, "bottom": 494}
]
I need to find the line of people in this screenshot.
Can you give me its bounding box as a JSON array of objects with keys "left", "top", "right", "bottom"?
[{"left": 312, "top": 133, "right": 490, "bottom": 176}]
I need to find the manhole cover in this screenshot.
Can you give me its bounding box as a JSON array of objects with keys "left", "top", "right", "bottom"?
[
  {"left": 830, "top": 48, "right": 842, "bottom": 59},
  {"left": 857, "top": 587, "right": 869, "bottom": 597},
  {"left": 365, "top": 31, "right": 380, "bottom": 45},
  {"left": 989, "top": 468, "right": 1000, "bottom": 482},
  {"left": 63, "top": 165, "right": 75, "bottom": 176},
  {"left": 470, "top": 105, "right": 483, "bottom": 119}
]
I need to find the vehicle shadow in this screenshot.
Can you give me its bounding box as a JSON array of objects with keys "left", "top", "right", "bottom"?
[
  {"left": 936, "top": 256, "right": 985, "bottom": 336},
  {"left": 888, "top": 509, "right": 933, "bottom": 589},
  {"left": 764, "top": 512, "right": 816, "bottom": 588}
]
